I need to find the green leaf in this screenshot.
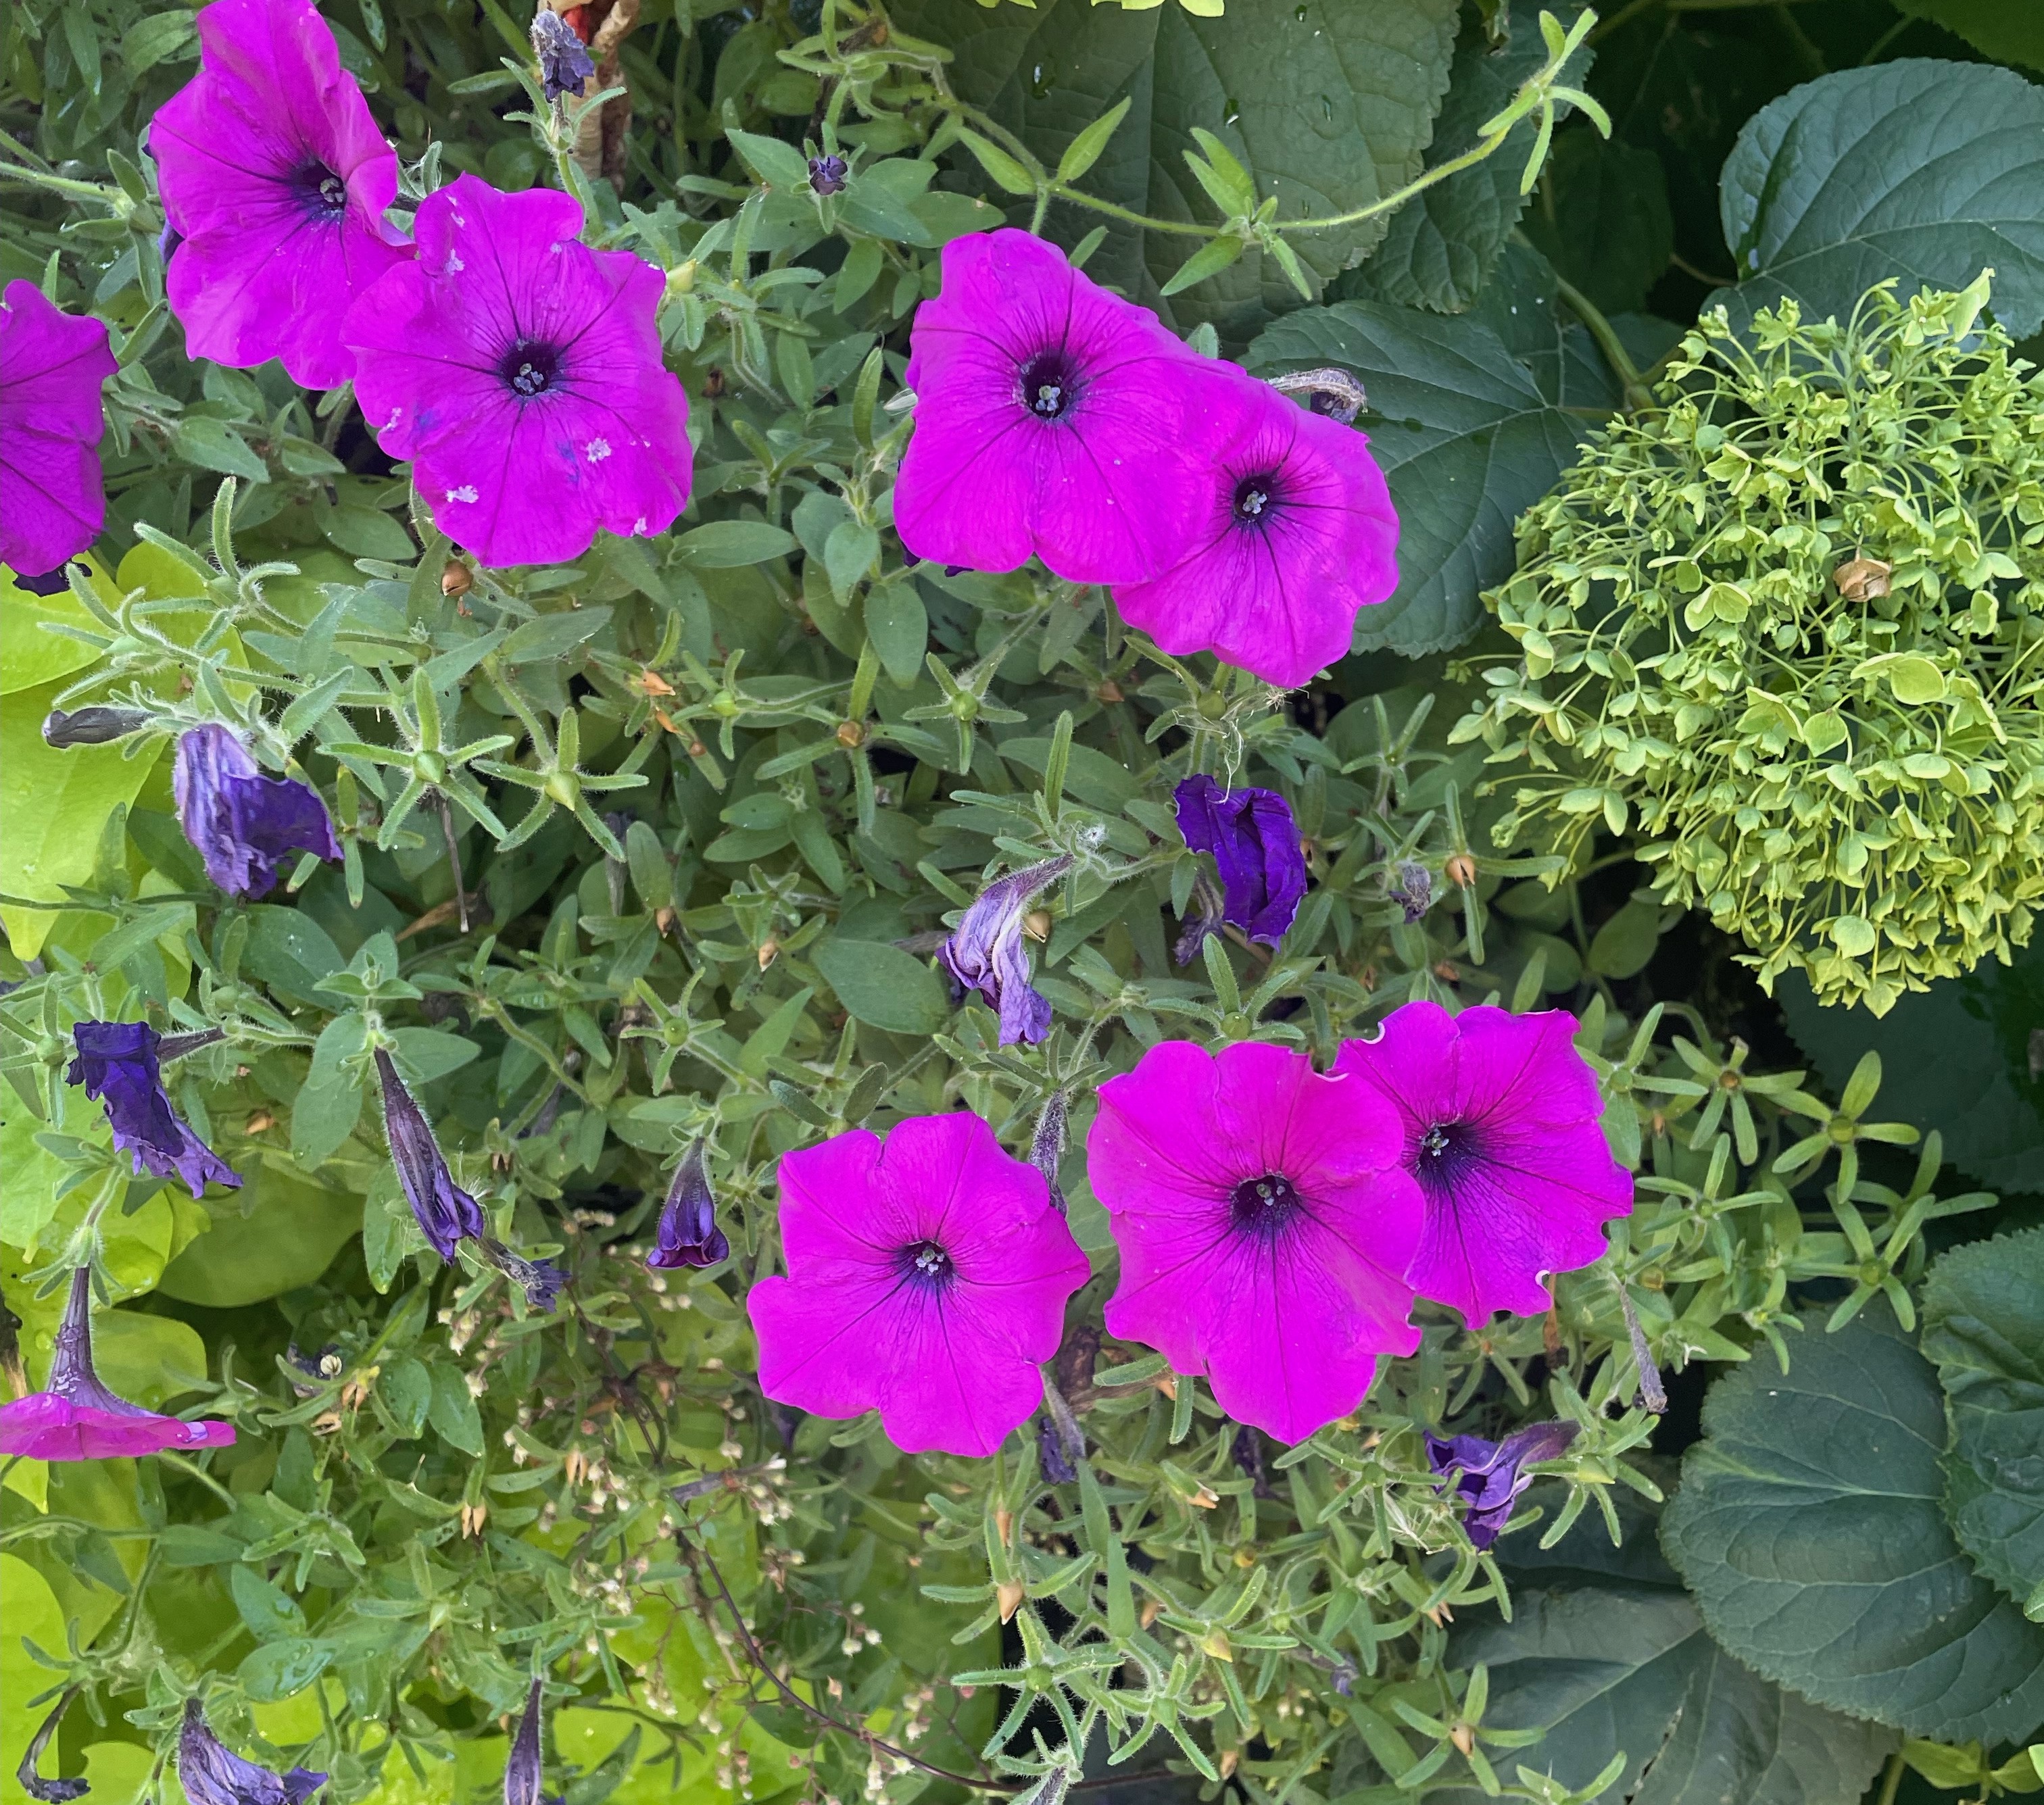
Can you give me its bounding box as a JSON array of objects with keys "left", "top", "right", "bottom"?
[
  {"left": 170, "top": 416, "right": 269, "bottom": 482},
  {"left": 1890, "top": 0, "right": 2044, "bottom": 70},
  {"left": 243, "top": 904, "right": 347, "bottom": 1007},
  {"left": 119, "top": 9, "right": 196, "bottom": 73},
  {"left": 890, "top": 0, "right": 1460, "bottom": 334},
  {"left": 1, "top": 559, "right": 118, "bottom": 692},
  {"left": 381, "top": 1357, "right": 433, "bottom": 1437},
  {"left": 862, "top": 579, "right": 929, "bottom": 687},
  {"left": 428, "top": 1363, "right": 486, "bottom": 1455},
  {"left": 1340, "top": 0, "right": 1589, "bottom": 314},
  {"left": 1056, "top": 97, "right": 1131, "bottom": 184},
  {"left": 676, "top": 520, "right": 798, "bottom": 568},
  {"left": 1711, "top": 60, "right": 2044, "bottom": 339},
  {"left": 1922, "top": 1230, "right": 2044, "bottom": 1608},
  {"left": 1519, "top": 133, "right": 1672, "bottom": 316},
  {"left": 1778, "top": 934, "right": 2043, "bottom": 1195},
  {"left": 956, "top": 128, "right": 1038, "bottom": 197},
  {"left": 239, "top": 1639, "right": 334, "bottom": 1703},
  {"left": 812, "top": 935, "right": 949, "bottom": 1035},
  {"left": 725, "top": 127, "right": 814, "bottom": 191},
  {"left": 499, "top": 604, "right": 614, "bottom": 664},
  {"left": 1660, "top": 1307, "right": 2044, "bottom": 1744},
  {"left": 157, "top": 1163, "right": 363, "bottom": 1308},
  {"left": 1586, "top": 895, "right": 1661, "bottom": 981}
]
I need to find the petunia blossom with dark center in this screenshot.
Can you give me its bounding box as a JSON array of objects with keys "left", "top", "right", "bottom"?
[
  {"left": 1172, "top": 774, "right": 1307, "bottom": 958},
  {"left": 174, "top": 724, "right": 341, "bottom": 901},
  {"left": 0, "top": 282, "right": 116, "bottom": 580},
  {"left": 893, "top": 229, "right": 1217, "bottom": 587},
  {"left": 1115, "top": 370, "right": 1398, "bottom": 689},
  {"left": 344, "top": 174, "right": 692, "bottom": 569},
  {"left": 1425, "top": 1419, "right": 1579, "bottom": 1550},
  {"left": 151, "top": 0, "right": 413, "bottom": 391},
  {"left": 66, "top": 1020, "right": 241, "bottom": 1199},
  {"left": 177, "top": 1700, "right": 324, "bottom": 1805}
]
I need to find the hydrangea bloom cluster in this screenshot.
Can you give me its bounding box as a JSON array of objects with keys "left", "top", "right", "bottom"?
[
  {"left": 896, "top": 229, "right": 1399, "bottom": 686},
  {"left": 0, "top": 280, "right": 116, "bottom": 580}
]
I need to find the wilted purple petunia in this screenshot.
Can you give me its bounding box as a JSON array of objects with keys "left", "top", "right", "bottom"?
[
  {"left": 1426, "top": 1419, "right": 1579, "bottom": 1550},
  {"left": 66, "top": 1021, "right": 241, "bottom": 1199},
  {"left": 807, "top": 154, "right": 848, "bottom": 196},
  {"left": 374, "top": 1047, "right": 487, "bottom": 1259},
  {"left": 1335, "top": 1002, "right": 1634, "bottom": 1327},
  {"left": 151, "top": 0, "right": 412, "bottom": 391},
  {"left": 1115, "top": 374, "right": 1398, "bottom": 689},
  {"left": 749, "top": 1113, "right": 1090, "bottom": 1457},
  {"left": 174, "top": 724, "right": 341, "bottom": 900},
  {"left": 648, "top": 1140, "right": 729, "bottom": 1268},
  {"left": 177, "top": 1700, "right": 324, "bottom": 1805},
  {"left": 938, "top": 855, "right": 1071, "bottom": 1046},
  {"left": 0, "top": 1268, "right": 237, "bottom": 1462},
  {"left": 894, "top": 230, "right": 1213, "bottom": 586},
  {"left": 1088, "top": 1040, "right": 1424, "bottom": 1445},
  {"left": 530, "top": 9, "right": 595, "bottom": 103},
  {"left": 18, "top": 1688, "right": 88, "bottom": 1802},
  {"left": 0, "top": 282, "right": 116, "bottom": 580},
  {"left": 344, "top": 174, "right": 692, "bottom": 569},
  {"left": 1173, "top": 776, "right": 1307, "bottom": 958},
  {"left": 504, "top": 1678, "right": 548, "bottom": 1805}
]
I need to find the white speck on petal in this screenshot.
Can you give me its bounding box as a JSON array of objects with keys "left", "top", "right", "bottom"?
[
  {"left": 445, "top": 485, "right": 479, "bottom": 504},
  {"left": 585, "top": 438, "right": 611, "bottom": 462},
  {"left": 446, "top": 253, "right": 464, "bottom": 272},
  {"left": 631, "top": 516, "right": 648, "bottom": 534}
]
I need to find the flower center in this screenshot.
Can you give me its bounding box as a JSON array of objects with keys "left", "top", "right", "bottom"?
[
  {"left": 295, "top": 160, "right": 349, "bottom": 218},
  {"left": 1018, "top": 349, "right": 1079, "bottom": 422},
  {"left": 501, "top": 340, "right": 562, "bottom": 399},
  {"left": 1233, "top": 471, "right": 1282, "bottom": 524},
  {"left": 1230, "top": 1171, "right": 1301, "bottom": 1235},
  {"left": 1415, "top": 1122, "right": 1478, "bottom": 1190},
  {"left": 903, "top": 1239, "right": 954, "bottom": 1287}
]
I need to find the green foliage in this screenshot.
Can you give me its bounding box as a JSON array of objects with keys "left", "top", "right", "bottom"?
[{"left": 1453, "top": 277, "right": 2044, "bottom": 1013}]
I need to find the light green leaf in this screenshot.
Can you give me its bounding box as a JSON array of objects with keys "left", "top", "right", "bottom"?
[
  {"left": 812, "top": 935, "right": 948, "bottom": 1036},
  {"left": 1, "top": 558, "right": 118, "bottom": 693},
  {"left": 676, "top": 520, "right": 798, "bottom": 569},
  {"left": 499, "top": 604, "right": 614, "bottom": 665},
  {"left": 862, "top": 580, "right": 928, "bottom": 687},
  {"left": 157, "top": 1162, "right": 364, "bottom": 1309}
]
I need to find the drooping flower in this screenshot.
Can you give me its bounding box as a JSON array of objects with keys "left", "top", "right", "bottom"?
[
  {"left": 66, "top": 1021, "right": 241, "bottom": 1199},
  {"left": 894, "top": 229, "right": 1216, "bottom": 586},
  {"left": 0, "top": 281, "right": 116, "bottom": 580},
  {"left": 1088, "top": 1040, "right": 1424, "bottom": 1445},
  {"left": 1334, "top": 1002, "right": 1634, "bottom": 1327},
  {"left": 150, "top": 0, "right": 412, "bottom": 391},
  {"left": 0, "top": 1268, "right": 237, "bottom": 1462},
  {"left": 176, "top": 1700, "right": 324, "bottom": 1805},
  {"left": 1425, "top": 1419, "right": 1579, "bottom": 1550},
  {"left": 1114, "top": 374, "right": 1399, "bottom": 689},
  {"left": 174, "top": 724, "right": 341, "bottom": 901},
  {"left": 374, "top": 1047, "right": 487, "bottom": 1260},
  {"left": 503, "top": 1679, "right": 548, "bottom": 1805},
  {"left": 18, "top": 1687, "right": 88, "bottom": 1802},
  {"left": 1172, "top": 776, "right": 1307, "bottom": 958},
  {"left": 648, "top": 1140, "right": 729, "bottom": 1268},
  {"left": 749, "top": 1112, "right": 1090, "bottom": 1457},
  {"left": 530, "top": 9, "right": 595, "bottom": 102},
  {"left": 344, "top": 174, "right": 691, "bottom": 568},
  {"left": 938, "top": 855, "right": 1071, "bottom": 1047}
]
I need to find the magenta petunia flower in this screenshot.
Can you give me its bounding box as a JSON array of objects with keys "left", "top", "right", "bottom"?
[
  {"left": 894, "top": 229, "right": 1217, "bottom": 587},
  {"left": 1088, "top": 1040, "right": 1424, "bottom": 1445},
  {"left": 0, "top": 281, "right": 116, "bottom": 580},
  {"left": 748, "top": 1112, "right": 1090, "bottom": 1457},
  {"left": 1113, "top": 376, "right": 1398, "bottom": 689},
  {"left": 151, "top": 0, "right": 412, "bottom": 391},
  {"left": 1334, "top": 1002, "right": 1633, "bottom": 1327},
  {"left": 0, "top": 1268, "right": 237, "bottom": 1462},
  {"left": 344, "top": 174, "right": 691, "bottom": 569}
]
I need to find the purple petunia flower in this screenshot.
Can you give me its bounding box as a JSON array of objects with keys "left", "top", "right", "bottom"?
[
  {"left": 0, "top": 1268, "right": 237, "bottom": 1462},
  {"left": 1088, "top": 1040, "right": 1424, "bottom": 1445},
  {"left": 1334, "top": 1002, "right": 1634, "bottom": 1327},
  {"left": 530, "top": 10, "right": 595, "bottom": 103},
  {"left": 66, "top": 1021, "right": 241, "bottom": 1199},
  {"left": 0, "top": 282, "right": 116, "bottom": 580},
  {"left": 174, "top": 724, "right": 341, "bottom": 900},
  {"left": 807, "top": 154, "right": 848, "bottom": 196},
  {"left": 1115, "top": 376, "right": 1398, "bottom": 689},
  {"left": 151, "top": 0, "right": 412, "bottom": 392},
  {"left": 938, "top": 855, "right": 1071, "bottom": 1046},
  {"left": 176, "top": 1700, "right": 324, "bottom": 1805},
  {"left": 1425, "top": 1419, "right": 1579, "bottom": 1550},
  {"left": 374, "top": 1047, "right": 487, "bottom": 1260},
  {"left": 894, "top": 229, "right": 1216, "bottom": 587},
  {"left": 344, "top": 174, "right": 692, "bottom": 569},
  {"left": 1173, "top": 776, "right": 1307, "bottom": 959},
  {"left": 648, "top": 1140, "right": 729, "bottom": 1269},
  {"left": 748, "top": 1113, "right": 1090, "bottom": 1457},
  {"left": 504, "top": 1678, "right": 548, "bottom": 1805}
]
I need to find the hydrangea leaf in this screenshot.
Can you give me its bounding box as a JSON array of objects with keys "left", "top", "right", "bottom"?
[
  {"left": 1661, "top": 1306, "right": 2044, "bottom": 1745},
  {"left": 1711, "top": 59, "right": 2044, "bottom": 337},
  {"left": 1518, "top": 134, "right": 1674, "bottom": 316},
  {"left": 1778, "top": 935, "right": 2044, "bottom": 1195},
  {"left": 1921, "top": 1230, "right": 2044, "bottom": 1608},
  {"left": 890, "top": 0, "right": 1460, "bottom": 337},
  {"left": 1889, "top": 0, "right": 2044, "bottom": 72}
]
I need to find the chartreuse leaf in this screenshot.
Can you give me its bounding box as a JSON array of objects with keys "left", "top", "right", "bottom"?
[
  {"left": 157, "top": 1161, "right": 364, "bottom": 1309},
  {"left": 889, "top": 0, "right": 1459, "bottom": 333},
  {"left": 1661, "top": 1307, "right": 2044, "bottom": 1744},
  {"left": 1711, "top": 60, "right": 2044, "bottom": 337},
  {"left": 1, "top": 557, "right": 119, "bottom": 692},
  {"left": 1921, "top": 1230, "right": 2044, "bottom": 1609}
]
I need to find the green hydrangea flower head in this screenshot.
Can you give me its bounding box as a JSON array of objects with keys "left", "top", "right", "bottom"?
[{"left": 1453, "top": 272, "right": 2044, "bottom": 1014}]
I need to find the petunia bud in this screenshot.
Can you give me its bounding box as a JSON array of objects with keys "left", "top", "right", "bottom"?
[
  {"left": 648, "top": 1140, "right": 729, "bottom": 1269},
  {"left": 530, "top": 9, "right": 595, "bottom": 102},
  {"left": 177, "top": 1699, "right": 325, "bottom": 1805},
  {"left": 18, "top": 1687, "right": 87, "bottom": 1802},
  {"left": 43, "top": 706, "right": 153, "bottom": 749},
  {"left": 806, "top": 154, "right": 848, "bottom": 196},
  {"left": 374, "top": 1048, "right": 486, "bottom": 1260},
  {"left": 504, "top": 1679, "right": 546, "bottom": 1805},
  {"left": 479, "top": 1239, "right": 567, "bottom": 1314}
]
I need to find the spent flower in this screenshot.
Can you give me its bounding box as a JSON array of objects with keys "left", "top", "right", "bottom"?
[
  {"left": 939, "top": 855, "right": 1072, "bottom": 1046},
  {"left": 174, "top": 724, "right": 341, "bottom": 900},
  {"left": 374, "top": 1047, "right": 487, "bottom": 1259},
  {"left": 176, "top": 1700, "right": 324, "bottom": 1805},
  {"left": 66, "top": 1021, "right": 241, "bottom": 1199},
  {"left": 530, "top": 9, "right": 595, "bottom": 101},
  {"left": 1425, "top": 1420, "right": 1579, "bottom": 1550},
  {"left": 1173, "top": 776, "right": 1307, "bottom": 958}
]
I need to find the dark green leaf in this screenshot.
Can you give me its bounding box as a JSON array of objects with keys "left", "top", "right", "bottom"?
[
  {"left": 812, "top": 935, "right": 949, "bottom": 1035},
  {"left": 499, "top": 604, "right": 614, "bottom": 664},
  {"left": 676, "top": 520, "right": 799, "bottom": 568},
  {"left": 1519, "top": 132, "right": 1672, "bottom": 316},
  {"left": 863, "top": 580, "right": 928, "bottom": 687}
]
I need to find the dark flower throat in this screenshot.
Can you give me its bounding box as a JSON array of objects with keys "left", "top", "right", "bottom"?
[
  {"left": 903, "top": 1239, "right": 954, "bottom": 1289},
  {"left": 296, "top": 159, "right": 349, "bottom": 218},
  {"left": 1230, "top": 1171, "right": 1300, "bottom": 1235},
  {"left": 502, "top": 339, "right": 562, "bottom": 399},
  {"left": 1233, "top": 470, "right": 1282, "bottom": 525},
  {"left": 1416, "top": 1121, "right": 1475, "bottom": 1191},
  {"left": 1019, "top": 349, "right": 1079, "bottom": 421}
]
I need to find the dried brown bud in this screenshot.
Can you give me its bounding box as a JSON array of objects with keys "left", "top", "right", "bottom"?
[
  {"left": 835, "top": 719, "right": 865, "bottom": 749},
  {"left": 993, "top": 1504, "right": 1013, "bottom": 1543},
  {"left": 996, "top": 1579, "right": 1025, "bottom": 1623},
  {"left": 441, "top": 559, "right": 473, "bottom": 597},
  {"left": 1219, "top": 1751, "right": 1240, "bottom": 1781},
  {"left": 655, "top": 905, "right": 677, "bottom": 935},
  {"left": 564, "top": 1446, "right": 590, "bottom": 1484},
  {"left": 1022, "top": 909, "right": 1052, "bottom": 942},
  {"left": 757, "top": 939, "right": 779, "bottom": 971},
  {"left": 637, "top": 668, "right": 675, "bottom": 697},
  {"left": 1449, "top": 1723, "right": 1476, "bottom": 1757},
  {"left": 1139, "top": 1598, "right": 1163, "bottom": 1629},
  {"left": 1445, "top": 851, "right": 1477, "bottom": 889},
  {"left": 244, "top": 1110, "right": 276, "bottom": 1135},
  {"left": 460, "top": 1500, "right": 489, "bottom": 1537},
  {"left": 1095, "top": 679, "right": 1123, "bottom": 704},
  {"left": 1832, "top": 557, "right": 1892, "bottom": 603}
]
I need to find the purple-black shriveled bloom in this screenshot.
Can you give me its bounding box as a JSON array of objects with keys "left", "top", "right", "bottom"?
[
  {"left": 175, "top": 724, "right": 341, "bottom": 900},
  {"left": 481, "top": 1239, "right": 568, "bottom": 1314},
  {"left": 374, "top": 1047, "right": 486, "bottom": 1260},
  {"left": 18, "top": 1687, "right": 88, "bottom": 1802},
  {"left": 1173, "top": 776, "right": 1307, "bottom": 956},
  {"left": 66, "top": 1021, "right": 240, "bottom": 1199},
  {"left": 648, "top": 1140, "right": 729, "bottom": 1269},
  {"left": 177, "top": 1700, "right": 324, "bottom": 1805},
  {"left": 1425, "top": 1420, "right": 1580, "bottom": 1550},
  {"left": 938, "top": 855, "right": 1071, "bottom": 1047},
  {"left": 807, "top": 154, "right": 848, "bottom": 196},
  {"left": 530, "top": 9, "right": 595, "bottom": 102},
  {"left": 1388, "top": 860, "right": 1432, "bottom": 924},
  {"left": 43, "top": 706, "right": 153, "bottom": 748},
  {"left": 504, "top": 1678, "right": 548, "bottom": 1805}
]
